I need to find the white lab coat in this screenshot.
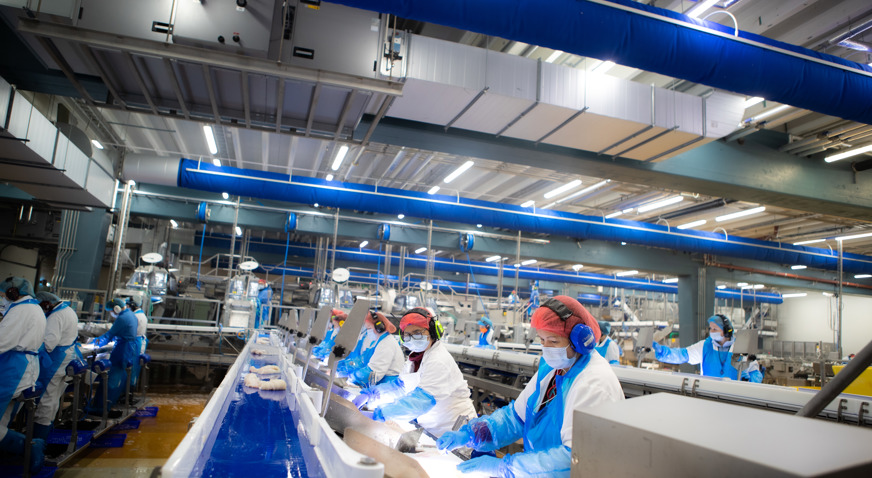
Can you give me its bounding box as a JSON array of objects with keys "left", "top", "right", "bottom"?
[
  {"left": 399, "top": 340, "right": 477, "bottom": 436},
  {"left": 513, "top": 353, "right": 624, "bottom": 448},
  {"left": 0, "top": 296, "right": 46, "bottom": 439},
  {"left": 35, "top": 303, "right": 79, "bottom": 425},
  {"left": 597, "top": 337, "right": 622, "bottom": 364},
  {"left": 135, "top": 309, "right": 148, "bottom": 353},
  {"left": 367, "top": 333, "right": 404, "bottom": 383}
]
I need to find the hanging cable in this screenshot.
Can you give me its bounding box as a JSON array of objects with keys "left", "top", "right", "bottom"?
[
  {"left": 197, "top": 223, "right": 206, "bottom": 290},
  {"left": 465, "top": 251, "right": 490, "bottom": 320}
]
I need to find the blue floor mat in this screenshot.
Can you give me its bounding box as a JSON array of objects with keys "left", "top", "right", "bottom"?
[
  {"left": 0, "top": 465, "right": 56, "bottom": 477},
  {"left": 111, "top": 419, "right": 141, "bottom": 431},
  {"left": 46, "top": 429, "right": 94, "bottom": 448},
  {"left": 134, "top": 407, "right": 159, "bottom": 417},
  {"left": 91, "top": 434, "right": 126, "bottom": 448}
]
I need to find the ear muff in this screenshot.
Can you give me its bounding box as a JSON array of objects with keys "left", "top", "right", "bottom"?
[
  {"left": 405, "top": 307, "right": 443, "bottom": 340},
  {"left": 6, "top": 287, "right": 20, "bottom": 302},
  {"left": 540, "top": 298, "right": 594, "bottom": 354},
  {"left": 370, "top": 310, "right": 387, "bottom": 334},
  {"left": 113, "top": 305, "right": 122, "bottom": 314},
  {"left": 716, "top": 314, "right": 734, "bottom": 339}
]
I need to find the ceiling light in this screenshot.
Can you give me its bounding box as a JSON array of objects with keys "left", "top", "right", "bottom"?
[
  {"left": 753, "top": 284, "right": 765, "bottom": 289},
  {"left": 572, "top": 264, "right": 583, "bottom": 271},
  {"left": 486, "top": 255, "right": 502, "bottom": 262},
  {"left": 637, "top": 196, "right": 684, "bottom": 213},
  {"left": 222, "top": 192, "right": 229, "bottom": 200},
  {"left": 545, "top": 50, "right": 563, "bottom": 63},
  {"left": 513, "top": 263, "right": 521, "bottom": 268},
  {"left": 313, "top": 203, "right": 319, "bottom": 208},
  {"left": 793, "top": 239, "right": 825, "bottom": 246},
  {"left": 203, "top": 125, "right": 218, "bottom": 155},
  {"left": 234, "top": 226, "right": 242, "bottom": 236},
  {"left": 331, "top": 145, "right": 349, "bottom": 171},
  {"left": 746, "top": 104, "right": 791, "bottom": 123},
  {"left": 326, "top": 174, "right": 334, "bottom": 181},
  {"left": 397, "top": 214, "right": 405, "bottom": 219},
  {"left": 521, "top": 259, "right": 537, "bottom": 266},
  {"left": 782, "top": 293, "right": 807, "bottom": 298},
  {"left": 433, "top": 250, "right": 442, "bottom": 255},
  {"left": 620, "top": 242, "right": 627, "bottom": 245},
  {"left": 170, "top": 219, "right": 178, "bottom": 228},
  {"left": 740, "top": 285, "right": 753, "bottom": 289},
  {"left": 427, "top": 186, "right": 440, "bottom": 195},
  {"left": 835, "top": 231, "right": 872, "bottom": 242},
  {"left": 616, "top": 270, "right": 638, "bottom": 277},
  {"left": 592, "top": 60, "right": 616, "bottom": 73},
  {"left": 443, "top": 160, "right": 474, "bottom": 183},
  {"left": 623, "top": 208, "right": 635, "bottom": 213},
  {"left": 677, "top": 219, "right": 707, "bottom": 230},
  {"left": 791, "top": 265, "right": 807, "bottom": 270},
  {"left": 715, "top": 206, "right": 766, "bottom": 222},
  {"left": 605, "top": 211, "right": 623, "bottom": 219},
  {"left": 544, "top": 179, "right": 582, "bottom": 199},
  {"left": 716, "top": 285, "right": 727, "bottom": 289},
  {"left": 737, "top": 282, "right": 749, "bottom": 287},
  {"left": 521, "top": 200, "right": 535, "bottom": 208},
  {"left": 855, "top": 274, "right": 872, "bottom": 279},
  {"left": 476, "top": 224, "right": 482, "bottom": 228},
  {"left": 557, "top": 180, "right": 611, "bottom": 204},
  {"left": 822, "top": 292, "right": 834, "bottom": 297},
  {"left": 415, "top": 247, "right": 427, "bottom": 254},
  {"left": 212, "top": 158, "right": 221, "bottom": 167},
  {"left": 825, "top": 144, "right": 872, "bottom": 163},
  {"left": 662, "top": 278, "right": 679, "bottom": 283},
  {"left": 359, "top": 240, "right": 368, "bottom": 248},
  {"left": 91, "top": 139, "right": 104, "bottom": 150},
  {"left": 686, "top": 0, "right": 719, "bottom": 19},
  {"left": 743, "top": 97, "right": 764, "bottom": 108}
]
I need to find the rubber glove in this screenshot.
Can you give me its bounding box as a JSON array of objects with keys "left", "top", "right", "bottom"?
[
  {"left": 457, "top": 455, "right": 506, "bottom": 476},
  {"left": 371, "top": 407, "right": 386, "bottom": 422},
  {"left": 436, "top": 429, "right": 472, "bottom": 451},
  {"left": 353, "top": 388, "right": 377, "bottom": 409},
  {"left": 652, "top": 341, "right": 690, "bottom": 364}
]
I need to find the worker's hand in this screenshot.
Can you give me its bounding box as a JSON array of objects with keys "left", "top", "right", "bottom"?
[
  {"left": 353, "top": 388, "right": 377, "bottom": 409},
  {"left": 456, "top": 455, "right": 505, "bottom": 476},
  {"left": 436, "top": 430, "right": 470, "bottom": 451},
  {"left": 371, "top": 407, "right": 386, "bottom": 422},
  {"left": 651, "top": 341, "right": 663, "bottom": 354}
]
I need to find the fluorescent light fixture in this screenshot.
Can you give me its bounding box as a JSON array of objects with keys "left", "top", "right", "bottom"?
[
  {"left": 686, "top": 0, "right": 719, "bottom": 19},
  {"left": 326, "top": 174, "right": 334, "bottom": 181},
  {"left": 737, "top": 282, "right": 749, "bottom": 287},
  {"left": 623, "top": 208, "right": 635, "bottom": 213},
  {"left": 513, "top": 263, "right": 521, "bottom": 268},
  {"left": 433, "top": 250, "right": 442, "bottom": 255},
  {"left": 486, "top": 255, "right": 502, "bottom": 262},
  {"left": 91, "top": 139, "right": 104, "bottom": 150},
  {"left": 235, "top": 226, "right": 242, "bottom": 236},
  {"left": 170, "top": 219, "right": 178, "bottom": 228},
  {"left": 544, "top": 179, "right": 582, "bottom": 199},
  {"left": 747, "top": 104, "right": 791, "bottom": 123},
  {"left": 753, "top": 284, "right": 765, "bottom": 289},
  {"left": 544, "top": 50, "right": 563, "bottom": 63},
  {"left": 825, "top": 144, "right": 872, "bottom": 163},
  {"left": 427, "top": 186, "right": 440, "bottom": 195},
  {"left": 222, "top": 192, "right": 229, "bottom": 200},
  {"left": 715, "top": 206, "right": 766, "bottom": 222},
  {"left": 331, "top": 145, "right": 349, "bottom": 171},
  {"left": 740, "top": 285, "right": 753, "bottom": 289},
  {"left": 620, "top": 242, "right": 627, "bottom": 245},
  {"left": 476, "top": 224, "right": 482, "bottom": 228},
  {"left": 397, "top": 214, "right": 405, "bottom": 219},
  {"left": 791, "top": 265, "right": 807, "bottom": 270},
  {"left": 782, "top": 293, "right": 807, "bottom": 298},
  {"left": 855, "top": 274, "right": 872, "bottom": 279},
  {"left": 822, "top": 292, "right": 834, "bottom": 297},
  {"left": 212, "top": 158, "right": 222, "bottom": 167},
  {"left": 605, "top": 211, "right": 623, "bottom": 219},
  {"left": 662, "top": 278, "right": 679, "bottom": 283},
  {"left": 743, "top": 97, "right": 764, "bottom": 108},
  {"left": 572, "top": 264, "right": 583, "bottom": 271},
  {"left": 521, "top": 200, "right": 535, "bottom": 208},
  {"left": 793, "top": 239, "right": 825, "bottom": 246},
  {"left": 443, "top": 160, "right": 474, "bottom": 183},
  {"left": 415, "top": 247, "right": 427, "bottom": 254},
  {"left": 716, "top": 285, "right": 727, "bottom": 289},
  {"left": 637, "top": 196, "right": 684, "bottom": 213},
  {"left": 677, "top": 219, "right": 707, "bottom": 230},
  {"left": 557, "top": 180, "right": 611, "bottom": 204},
  {"left": 521, "top": 259, "right": 537, "bottom": 266},
  {"left": 592, "top": 60, "right": 615, "bottom": 73},
  {"left": 203, "top": 125, "right": 218, "bottom": 154},
  {"left": 359, "top": 240, "right": 368, "bottom": 248},
  {"left": 835, "top": 231, "right": 872, "bottom": 242},
  {"left": 313, "top": 203, "right": 319, "bottom": 208},
  {"left": 616, "top": 270, "right": 638, "bottom": 277}
]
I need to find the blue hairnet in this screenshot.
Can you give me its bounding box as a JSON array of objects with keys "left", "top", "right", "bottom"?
[
  {"left": 109, "top": 297, "right": 127, "bottom": 309},
  {"left": 127, "top": 295, "right": 143, "bottom": 307},
  {"left": 598, "top": 321, "right": 611, "bottom": 336},
  {"left": 707, "top": 315, "right": 726, "bottom": 331},
  {"left": 35, "top": 291, "right": 61, "bottom": 304},
  {"left": 0, "top": 277, "right": 35, "bottom": 297},
  {"left": 478, "top": 317, "right": 493, "bottom": 328}
]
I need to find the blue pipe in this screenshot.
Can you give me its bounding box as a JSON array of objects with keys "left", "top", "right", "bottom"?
[
  {"left": 325, "top": 0, "right": 872, "bottom": 124},
  {"left": 177, "top": 159, "right": 872, "bottom": 274}
]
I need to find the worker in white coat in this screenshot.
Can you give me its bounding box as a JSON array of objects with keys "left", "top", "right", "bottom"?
[
  {"left": 346, "top": 310, "right": 404, "bottom": 387},
  {"left": 33, "top": 292, "right": 81, "bottom": 441},
  {"left": 438, "top": 296, "right": 625, "bottom": 477},
  {"left": 595, "top": 321, "right": 621, "bottom": 365},
  {"left": 128, "top": 296, "right": 148, "bottom": 387},
  {"left": 355, "top": 308, "right": 477, "bottom": 436},
  {"left": 0, "top": 277, "right": 46, "bottom": 474}
]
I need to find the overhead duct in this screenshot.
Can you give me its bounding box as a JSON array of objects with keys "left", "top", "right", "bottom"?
[{"left": 327, "top": 0, "right": 872, "bottom": 125}]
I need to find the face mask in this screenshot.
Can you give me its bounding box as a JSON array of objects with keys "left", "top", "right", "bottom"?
[
  {"left": 542, "top": 345, "right": 576, "bottom": 370},
  {"left": 366, "top": 327, "right": 379, "bottom": 341},
  {"left": 710, "top": 332, "right": 724, "bottom": 342},
  {"left": 1, "top": 297, "right": 9, "bottom": 313},
  {"left": 404, "top": 337, "right": 430, "bottom": 353},
  {"left": 480, "top": 326, "right": 488, "bottom": 333}
]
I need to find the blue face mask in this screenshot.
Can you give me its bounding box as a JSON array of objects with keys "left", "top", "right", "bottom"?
[
  {"left": 542, "top": 345, "right": 575, "bottom": 370},
  {"left": 404, "top": 337, "right": 430, "bottom": 353}
]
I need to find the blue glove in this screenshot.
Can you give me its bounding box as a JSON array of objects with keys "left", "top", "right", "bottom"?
[
  {"left": 353, "top": 388, "right": 378, "bottom": 409},
  {"left": 371, "top": 407, "right": 385, "bottom": 422},
  {"left": 377, "top": 387, "right": 437, "bottom": 423},
  {"left": 348, "top": 365, "right": 375, "bottom": 387},
  {"left": 436, "top": 429, "right": 471, "bottom": 451},
  {"left": 652, "top": 342, "right": 690, "bottom": 364},
  {"left": 457, "top": 455, "right": 506, "bottom": 476}
]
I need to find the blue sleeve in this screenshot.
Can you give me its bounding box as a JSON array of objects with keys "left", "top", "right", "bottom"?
[
  {"left": 652, "top": 342, "right": 690, "bottom": 364},
  {"left": 348, "top": 365, "right": 374, "bottom": 387},
  {"left": 741, "top": 370, "right": 763, "bottom": 383},
  {"left": 377, "top": 387, "right": 436, "bottom": 422},
  {"left": 503, "top": 444, "right": 572, "bottom": 478},
  {"left": 464, "top": 401, "right": 525, "bottom": 452},
  {"left": 369, "top": 377, "right": 406, "bottom": 403},
  {"left": 609, "top": 359, "right": 619, "bottom": 365},
  {"left": 336, "top": 356, "right": 364, "bottom": 376}
]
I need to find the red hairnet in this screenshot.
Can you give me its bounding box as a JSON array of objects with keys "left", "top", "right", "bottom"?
[
  {"left": 399, "top": 311, "right": 431, "bottom": 332},
  {"left": 531, "top": 295, "right": 601, "bottom": 342}
]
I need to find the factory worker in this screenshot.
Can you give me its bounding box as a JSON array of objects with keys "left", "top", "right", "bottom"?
[
  {"left": 595, "top": 321, "right": 621, "bottom": 365},
  {"left": 476, "top": 316, "right": 497, "bottom": 349},
  {"left": 652, "top": 314, "right": 742, "bottom": 380},
  {"left": 86, "top": 297, "right": 139, "bottom": 415},
  {"left": 346, "top": 311, "right": 404, "bottom": 387},
  {"left": 255, "top": 280, "right": 273, "bottom": 329},
  {"left": 33, "top": 292, "right": 81, "bottom": 441},
  {"left": 741, "top": 354, "right": 763, "bottom": 383},
  {"left": 313, "top": 309, "right": 347, "bottom": 360},
  {"left": 437, "top": 296, "right": 624, "bottom": 477},
  {"left": 336, "top": 325, "right": 373, "bottom": 376},
  {"left": 356, "top": 308, "right": 477, "bottom": 436},
  {"left": 127, "top": 296, "right": 148, "bottom": 387},
  {"left": 0, "top": 277, "right": 46, "bottom": 473}
]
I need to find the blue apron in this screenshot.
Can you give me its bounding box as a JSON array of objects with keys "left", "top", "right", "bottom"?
[
  {"left": 357, "top": 332, "right": 400, "bottom": 385},
  {"left": 523, "top": 352, "right": 592, "bottom": 451},
  {"left": 478, "top": 329, "right": 495, "bottom": 348},
  {"left": 700, "top": 337, "right": 738, "bottom": 379}
]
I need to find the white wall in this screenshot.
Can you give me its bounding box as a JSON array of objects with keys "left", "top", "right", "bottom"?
[{"left": 778, "top": 294, "right": 872, "bottom": 356}]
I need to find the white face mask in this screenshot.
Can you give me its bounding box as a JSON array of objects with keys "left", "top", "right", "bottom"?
[
  {"left": 542, "top": 345, "right": 576, "bottom": 370},
  {"left": 366, "top": 327, "right": 379, "bottom": 341},
  {"left": 404, "top": 338, "right": 430, "bottom": 353},
  {"left": 710, "top": 331, "right": 724, "bottom": 343},
  {"left": 1, "top": 297, "right": 9, "bottom": 313}
]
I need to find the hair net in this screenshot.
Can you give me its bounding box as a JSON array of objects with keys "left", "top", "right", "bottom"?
[
  {"left": 478, "top": 316, "right": 493, "bottom": 328},
  {"left": 0, "top": 276, "right": 35, "bottom": 297},
  {"left": 531, "top": 295, "right": 601, "bottom": 343},
  {"left": 35, "top": 291, "right": 61, "bottom": 304},
  {"left": 597, "top": 320, "right": 611, "bottom": 336},
  {"left": 127, "top": 295, "right": 143, "bottom": 307},
  {"left": 366, "top": 310, "right": 397, "bottom": 334},
  {"left": 707, "top": 315, "right": 726, "bottom": 331},
  {"left": 109, "top": 297, "right": 128, "bottom": 310},
  {"left": 399, "top": 311, "right": 431, "bottom": 331}
]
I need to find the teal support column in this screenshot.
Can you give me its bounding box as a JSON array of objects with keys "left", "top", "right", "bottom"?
[
  {"left": 677, "top": 268, "right": 716, "bottom": 373},
  {"left": 58, "top": 209, "right": 111, "bottom": 292}
]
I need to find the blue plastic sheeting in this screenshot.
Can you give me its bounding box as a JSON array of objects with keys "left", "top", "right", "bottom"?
[
  {"left": 326, "top": 0, "right": 872, "bottom": 124},
  {"left": 177, "top": 159, "right": 872, "bottom": 274}
]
